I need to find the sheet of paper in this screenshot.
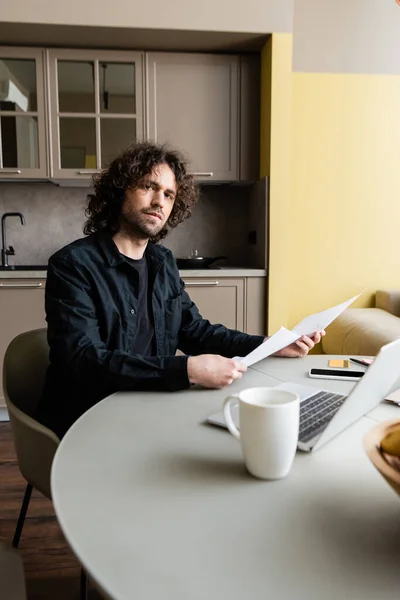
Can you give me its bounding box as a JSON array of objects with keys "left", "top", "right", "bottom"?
[
  {"left": 233, "top": 290, "right": 364, "bottom": 368},
  {"left": 291, "top": 291, "right": 364, "bottom": 338},
  {"left": 385, "top": 388, "right": 400, "bottom": 406},
  {"left": 234, "top": 326, "right": 298, "bottom": 366}
]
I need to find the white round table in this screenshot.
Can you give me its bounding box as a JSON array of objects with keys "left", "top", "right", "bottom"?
[{"left": 51, "top": 356, "right": 400, "bottom": 600}]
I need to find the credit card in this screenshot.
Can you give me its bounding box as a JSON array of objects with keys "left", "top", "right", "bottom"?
[{"left": 328, "top": 359, "right": 351, "bottom": 368}]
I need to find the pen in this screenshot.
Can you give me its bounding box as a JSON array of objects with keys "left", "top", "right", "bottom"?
[{"left": 350, "top": 357, "right": 370, "bottom": 367}]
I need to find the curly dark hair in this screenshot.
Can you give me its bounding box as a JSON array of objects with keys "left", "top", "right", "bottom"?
[{"left": 83, "top": 141, "right": 199, "bottom": 243}]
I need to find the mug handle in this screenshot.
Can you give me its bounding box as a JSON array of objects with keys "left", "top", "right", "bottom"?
[{"left": 223, "top": 396, "right": 240, "bottom": 440}]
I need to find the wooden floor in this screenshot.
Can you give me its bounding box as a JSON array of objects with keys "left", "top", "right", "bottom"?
[{"left": 0, "top": 422, "right": 102, "bottom": 599}]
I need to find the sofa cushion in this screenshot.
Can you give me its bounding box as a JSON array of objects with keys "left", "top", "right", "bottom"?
[
  {"left": 375, "top": 290, "right": 400, "bottom": 317},
  {"left": 322, "top": 307, "right": 400, "bottom": 356}
]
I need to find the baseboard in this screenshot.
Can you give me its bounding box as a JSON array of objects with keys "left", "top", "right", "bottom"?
[
  {"left": 0, "top": 397, "right": 9, "bottom": 421},
  {"left": 0, "top": 406, "right": 9, "bottom": 421}
]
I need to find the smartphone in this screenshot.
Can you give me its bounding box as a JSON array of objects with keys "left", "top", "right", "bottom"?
[{"left": 308, "top": 368, "right": 365, "bottom": 382}]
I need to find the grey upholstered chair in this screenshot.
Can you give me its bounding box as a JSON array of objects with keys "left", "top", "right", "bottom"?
[{"left": 3, "top": 328, "right": 88, "bottom": 599}]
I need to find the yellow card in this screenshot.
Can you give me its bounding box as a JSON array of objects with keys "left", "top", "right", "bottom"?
[{"left": 329, "top": 359, "right": 350, "bottom": 368}]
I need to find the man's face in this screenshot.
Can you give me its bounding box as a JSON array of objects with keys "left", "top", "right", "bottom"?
[{"left": 120, "top": 163, "right": 177, "bottom": 239}]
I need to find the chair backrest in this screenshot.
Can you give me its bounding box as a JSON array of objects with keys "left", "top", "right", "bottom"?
[
  {"left": 3, "top": 328, "right": 50, "bottom": 417},
  {"left": 3, "top": 328, "right": 60, "bottom": 499}
]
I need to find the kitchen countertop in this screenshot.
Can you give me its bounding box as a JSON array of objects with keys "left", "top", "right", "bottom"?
[
  {"left": 0, "top": 267, "right": 267, "bottom": 280},
  {"left": 179, "top": 268, "right": 267, "bottom": 277},
  {"left": 0, "top": 269, "right": 48, "bottom": 279}
]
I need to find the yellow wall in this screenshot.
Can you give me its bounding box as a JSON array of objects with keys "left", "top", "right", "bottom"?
[
  {"left": 289, "top": 73, "right": 400, "bottom": 327},
  {"left": 263, "top": 38, "right": 400, "bottom": 335},
  {"left": 260, "top": 34, "right": 293, "bottom": 334}
]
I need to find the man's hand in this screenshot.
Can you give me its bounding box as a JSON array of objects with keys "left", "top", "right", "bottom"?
[
  {"left": 187, "top": 355, "right": 247, "bottom": 388},
  {"left": 274, "top": 330, "right": 326, "bottom": 358}
]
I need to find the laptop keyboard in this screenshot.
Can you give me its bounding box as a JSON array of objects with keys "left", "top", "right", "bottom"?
[{"left": 299, "top": 390, "right": 347, "bottom": 443}]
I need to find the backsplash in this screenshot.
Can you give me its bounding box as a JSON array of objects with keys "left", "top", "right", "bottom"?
[
  {"left": 0, "top": 184, "right": 87, "bottom": 265},
  {"left": 0, "top": 183, "right": 265, "bottom": 267}
]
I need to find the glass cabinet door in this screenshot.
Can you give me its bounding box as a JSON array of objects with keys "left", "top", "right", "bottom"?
[
  {"left": 0, "top": 47, "right": 47, "bottom": 179},
  {"left": 47, "top": 49, "right": 144, "bottom": 180}
]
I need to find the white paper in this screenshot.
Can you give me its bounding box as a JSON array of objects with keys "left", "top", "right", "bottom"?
[
  {"left": 234, "top": 326, "right": 298, "bottom": 366},
  {"left": 234, "top": 291, "right": 364, "bottom": 367},
  {"left": 291, "top": 292, "right": 363, "bottom": 338},
  {"left": 385, "top": 388, "right": 400, "bottom": 406}
]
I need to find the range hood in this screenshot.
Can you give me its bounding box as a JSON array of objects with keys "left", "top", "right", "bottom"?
[{"left": 0, "top": 79, "right": 28, "bottom": 112}]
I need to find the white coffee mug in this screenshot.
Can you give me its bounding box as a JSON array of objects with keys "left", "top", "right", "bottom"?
[{"left": 223, "top": 387, "right": 300, "bottom": 480}]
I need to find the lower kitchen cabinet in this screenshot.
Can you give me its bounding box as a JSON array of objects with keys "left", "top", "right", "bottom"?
[
  {"left": 0, "top": 279, "right": 46, "bottom": 405},
  {"left": 184, "top": 277, "right": 244, "bottom": 331},
  {"left": 245, "top": 277, "right": 267, "bottom": 336},
  {"left": 182, "top": 276, "right": 266, "bottom": 336},
  {"left": 0, "top": 275, "right": 266, "bottom": 406}
]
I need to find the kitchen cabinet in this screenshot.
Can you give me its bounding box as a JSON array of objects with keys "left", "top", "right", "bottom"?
[
  {"left": 183, "top": 277, "right": 244, "bottom": 330},
  {"left": 0, "top": 46, "right": 260, "bottom": 183},
  {"left": 244, "top": 277, "right": 266, "bottom": 335},
  {"left": 182, "top": 276, "right": 266, "bottom": 335},
  {"left": 47, "top": 49, "right": 145, "bottom": 181},
  {"left": 0, "top": 279, "right": 46, "bottom": 406},
  {"left": 0, "top": 47, "right": 48, "bottom": 180},
  {"left": 0, "top": 274, "right": 266, "bottom": 408},
  {"left": 146, "top": 53, "right": 239, "bottom": 182},
  {"left": 239, "top": 55, "right": 261, "bottom": 181}
]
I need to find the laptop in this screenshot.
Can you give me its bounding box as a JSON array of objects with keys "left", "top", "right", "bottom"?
[{"left": 207, "top": 338, "right": 400, "bottom": 452}]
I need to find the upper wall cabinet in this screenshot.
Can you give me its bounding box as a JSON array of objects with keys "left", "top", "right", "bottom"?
[
  {"left": 239, "top": 55, "right": 260, "bottom": 182},
  {"left": 0, "top": 47, "right": 260, "bottom": 184},
  {"left": 0, "top": 47, "right": 48, "bottom": 180},
  {"left": 47, "top": 49, "right": 145, "bottom": 181},
  {"left": 146, "top": 53, "right": 239, "bottom": 182}
]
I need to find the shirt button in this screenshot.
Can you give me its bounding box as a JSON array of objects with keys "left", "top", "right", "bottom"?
[{"left": 130, "top": 308, "right": 135, "bottom": 315}]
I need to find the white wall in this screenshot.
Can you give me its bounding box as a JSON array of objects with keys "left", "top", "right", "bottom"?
[
  {"left": 293, "top": 0, "right": 400, "bottom": 74},
  {"left": 0, "top": 0, "right": 293, "bottom": 33}
]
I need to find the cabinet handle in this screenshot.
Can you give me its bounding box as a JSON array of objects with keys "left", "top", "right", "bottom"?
[
  {"left": 0, "top": 283, "right": 43, "bottom": 288},
  {"left": 1, "top": 169, "right": 22, "bottom": 174},
  {"left": 189, "top": 172, "right": 214, "bottom": 177},
  {"left": 184, "top": 281, "right": 219, "bottom": 286},
  {"left": 76, "top": 170, "right": 98, "bottom": 174}
]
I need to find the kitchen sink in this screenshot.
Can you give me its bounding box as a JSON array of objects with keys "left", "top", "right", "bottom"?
[{"left": 0, "top": 265, "right": 48, "bottom": 271}]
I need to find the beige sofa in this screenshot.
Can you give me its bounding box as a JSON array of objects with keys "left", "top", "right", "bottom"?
[{"left": 322, "top": 290, "right": 400, "bottom": 356}]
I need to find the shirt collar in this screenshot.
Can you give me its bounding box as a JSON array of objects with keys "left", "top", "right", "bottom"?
[
  {"left": 96, "top": 231, "right": 125, "bottom": 267},
  {"left": 96, "top": 231, "right": 167, "bottom": 269}
]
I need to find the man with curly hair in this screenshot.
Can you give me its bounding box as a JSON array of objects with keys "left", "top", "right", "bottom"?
[{"left": 38, "top": 142, "right": 323, "bottom": 438}]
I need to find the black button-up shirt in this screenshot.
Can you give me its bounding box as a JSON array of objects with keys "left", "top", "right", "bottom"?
[{"left": 38, "top": 232, "right": 264, "bottom": 437}]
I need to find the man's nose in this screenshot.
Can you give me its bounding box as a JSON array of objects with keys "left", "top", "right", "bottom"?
[{"left": 151, "top": 190, "right": 165, "bottom": 207}]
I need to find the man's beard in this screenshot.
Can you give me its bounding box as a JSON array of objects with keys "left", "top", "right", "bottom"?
[{"left": 119, "top": 209, "right": 165, "bottom": 240}]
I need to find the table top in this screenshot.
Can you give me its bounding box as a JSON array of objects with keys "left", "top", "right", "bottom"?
[{"left": 51, "top": 356, "right": 400, "bottom": 600}]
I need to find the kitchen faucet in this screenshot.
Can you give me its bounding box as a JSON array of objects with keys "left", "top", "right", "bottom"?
[{"left": 1, "top": 212, "right": 25, "bottom": 267}]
